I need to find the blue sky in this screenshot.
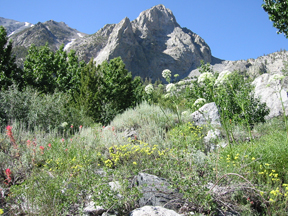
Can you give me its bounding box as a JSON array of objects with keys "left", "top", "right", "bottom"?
[{"left": 1, "top": 0, "right": 287, "bottom": 61}]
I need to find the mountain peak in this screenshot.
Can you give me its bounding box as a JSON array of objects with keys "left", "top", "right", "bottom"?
[{"left": 133, "top": 4, "right": 179, "bottom": 33}]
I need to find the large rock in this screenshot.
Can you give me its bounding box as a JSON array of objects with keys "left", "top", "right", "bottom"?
[
  {"left": 190, "top": 102, "right": 221, "bottom": 127},
  {"left": 134, "top": 173, "right": 183, "bottom": 211},
  {"left": 129, "top": 206, "right": 183, "bottom": 216},
  {"left": 252, "top": 73, "right": 288, "bottom": 119}
]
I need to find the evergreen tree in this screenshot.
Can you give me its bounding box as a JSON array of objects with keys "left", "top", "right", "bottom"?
[{"left": 0, "top": 26, "right": 23, "bottom": 90}]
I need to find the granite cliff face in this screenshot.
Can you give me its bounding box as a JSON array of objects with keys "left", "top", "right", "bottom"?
[{"left": 66, "top": 4, "right": 212, "bottom": 81}]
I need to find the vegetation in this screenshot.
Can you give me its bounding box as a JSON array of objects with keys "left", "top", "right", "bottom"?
[
  {"left": 1, "top": 25, "right": 288, "bottom": 215},
  {"left": 262, "top": 0, "right": 288, "bottom": 38}
]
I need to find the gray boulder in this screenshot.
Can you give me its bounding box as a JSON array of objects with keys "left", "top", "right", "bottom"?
[
  {"left": 190, "top": 102, "right": 221, "bottom": 127},
  {"left": 133, "top": 173, "right": 183, "bottom": 211},
  {"left": 252, "top": 73, "right": 288, "bottom": 119},
  {"left": 129, "top": 206, "right": 183, "bottom": 216}
]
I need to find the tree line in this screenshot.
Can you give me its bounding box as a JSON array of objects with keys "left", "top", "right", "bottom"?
[{"left": 0, "top": 26, "right": 144, "bottom": 126}]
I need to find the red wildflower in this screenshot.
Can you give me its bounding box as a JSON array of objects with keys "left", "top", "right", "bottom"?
[
  {"left": 5, "top": 168, "right": 12, "bottom": 183},
  {"left": 79, "top": 125, "right": 83, "bottom": 129},
  {"left": 65, "top": 148, "right": 68, "bottom": 152},
  {"left": 61, "top": 138, "right": 65, "bottom": 142},
  {"left": 103, "top": 126, "right": 105, "bottom": 128},
  {"left": 39, "top": 146, "right": 44, "bottom": 154},
  {"left": 6, "top": 125, "right": 17, "bottom": 149},
  {"left": 112, "top": 126, "right": 115, "bottom": 131},
  {"left": 27, "top": 140, "right": 31, "bottom": 147},
  {"left": 48, "top": 143, "right": 51, "bottom": 148},
  {"left": 71, "top": 125, "right": 73, "bottom": 128}
]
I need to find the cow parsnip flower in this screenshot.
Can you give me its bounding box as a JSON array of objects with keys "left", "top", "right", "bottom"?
[
  {"left": 197, "top": 72, "right": 214, "bottom": 83},
  {"left": 214, "top": 70, "right": 232, "bottom": 86},
  {"left": 166, "top": 83, "right": 176, "bottom": 93},
  {"left": 162, "top": 69, "right": 172, "bottom": 80},
  {"left": 145, "top": 84, "right": 154, "bottom": 95}
]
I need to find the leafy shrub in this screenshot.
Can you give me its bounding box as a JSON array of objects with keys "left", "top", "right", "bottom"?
[{"left": 0, "top": 85, "right": 92, "bottom": 131}]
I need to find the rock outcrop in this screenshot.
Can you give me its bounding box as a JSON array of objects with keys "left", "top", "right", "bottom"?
[
  {"left": 68, "top": 4, "right": 212, "bottom": 81},
  {"left": 252, "top": 73, "right": 288, "bottom": 119}
]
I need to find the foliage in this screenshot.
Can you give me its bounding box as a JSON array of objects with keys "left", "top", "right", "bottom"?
[
  {"left": 23, "top": 43, "right": 84, "bottom": 94},
  {"left": 262, "top": 0, "right": 288, "bottom": 38},
  {"left": 0, "top": 85, "right": 92, "bottom": 131},
  {"left": 0, "top": 26, "right": 23, "bottom": 90},
  {"left": 74, "top": 57, "right": 144, "bottom": 125}
]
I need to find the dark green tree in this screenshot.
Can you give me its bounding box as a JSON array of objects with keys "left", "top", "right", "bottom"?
[
  {"left": 0, "top": 26, "right": 23, "bottom": 90},
  {"left": 96, "top": 57, "right": 144, "bottom": 124},
  {"left": 262, "top": 0, "right": 288, "bottom": 37},
  {"left": 74, "top": 57, "right": 144, "bottom": 125}
]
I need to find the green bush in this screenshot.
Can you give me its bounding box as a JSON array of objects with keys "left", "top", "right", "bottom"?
[{"left": 0, "top": 85, "right": 92, "bottom": 131}]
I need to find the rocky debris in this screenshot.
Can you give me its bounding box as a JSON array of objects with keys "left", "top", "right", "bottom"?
[
  {"left": 252, "top": 73, "right": 288, "bottom": 119},
  {"left": 129, "top": 206, "right": 183, "bottom": 216},
  {"left": 133, "top": 172, "right": 184, "bottom": 211},
  {"left": 191, "top": 102, "right": 221, "bottom": 127}
]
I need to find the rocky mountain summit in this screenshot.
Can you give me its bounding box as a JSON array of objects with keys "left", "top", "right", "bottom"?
[{"left": 65, "top": 4, "right": 213, "bottom": 81}]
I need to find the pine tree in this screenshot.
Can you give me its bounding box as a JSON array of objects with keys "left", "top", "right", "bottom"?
[{"left": 0, "top": 26, "right": 23, "bottom": 90}]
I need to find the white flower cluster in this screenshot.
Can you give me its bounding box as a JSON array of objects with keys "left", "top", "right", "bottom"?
[
  {"left": 181, "top": 111, "right": 189, "bottom": 116},
  {"left": 164, "top": 93, "right": 170, "bottom": 99},
  {"left": 268, "top": 74, "right": 285, "bottom": 83},
  {"left": 177, "top": 80, "right": 185, "bottom": 86},
  {"left": 193, "top": 98, "right": 206, "bottom": 107},
  {"left": 197, "top": 72, "right": 214, "bottom": 83},
  {"left": 166, "top": 83, "right": 176, "bottom": 93},
  {"left": 61, "top": 122, "right": 68, "bottom": 128},
  {"left": 214, "top": 70, "right": 232, "bottom": 86},
  {"left": 145, "top": 84, "right": 154, "bottom": 95},
  {"left": 162, "top": 69, "right": 171, "bottom": 80}
]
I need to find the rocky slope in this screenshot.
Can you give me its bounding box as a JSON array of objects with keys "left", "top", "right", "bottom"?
[
  {"left": 189, "top": 50, "right": 288, "bottom": 78},
  {"left": 9, "top": 20, "right": 86, "bottom": 66},
  {"left": 0, "top": 17, "right": 34, "bottom": 36}
]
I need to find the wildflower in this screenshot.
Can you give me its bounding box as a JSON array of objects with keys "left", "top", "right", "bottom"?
[
  {"left": 197, "top": 72, "right": 214, "bottom": 84},
  {"left": 0, "top": 209, "right": 3, "bottom": 215},
  {"left": 133, "top": 162, "right": 137, "bottom": 165},
  {"left": 214, "top": 70, "right": 232, "bottom": 86},
  {"left": 61, "top": 138, "right": 65, "bottom": 142},
  {"left": 48, "top": 143, "right": 52, "bottom": 148},
  {"left": 27, "top": 140, "right": 31, "bottom": 147},
  {"left": 162, "top": 69, "right": 172, "bottom": 82},
  {"left": 70, "top": 125, "right": 73, "bottom": 128},
  {"left": 166, "top": 83, "right": 176, "bottom": 93},
  {"left": 65, "top": 149, "right": 68, "bottom": 152},
  {"left": 39, "top": 146, "right": 44, "bottom": 154},
  {"left": 61, "top": 122, "right": 68, "bottom": 128},
  {"left": 79, "top": 125, "right": 83, "bottom": 129},
  {"left": 181, "top": 111, "right": 189, "bottom": 117},
  {"left": 177, "top": 80, "right": 185, "bottom": 86},
  {"left": 193, "top": 98, "right": 206, "bottom": 107},
  {"left": 145, "top": 84, "right": 154, "bottom": 95},
  {"left": 251, "top": 157, "right": 255, "bottom": 161},
  {"left": 6, "top": 125, "right": 17, "bottom": 148},
  {"left": 164, "top": 93, "right": 170, "bottom": 99},
  {"left": 5, "top": 168, "right": 12, "bottom": 184}
]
